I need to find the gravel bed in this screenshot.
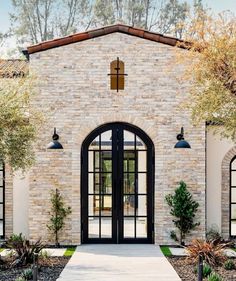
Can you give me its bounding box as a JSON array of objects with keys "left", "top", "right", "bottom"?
[
  {"left": 0, "top": 257, "right": 70, "bottom": 281},
  {"left": 168, "top": 256, "right": 236, "bottom": 281}
]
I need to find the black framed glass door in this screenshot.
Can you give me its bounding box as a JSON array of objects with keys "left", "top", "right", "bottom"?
[{"left": 81, "top": 123, "right": 154, "bottom": 243}]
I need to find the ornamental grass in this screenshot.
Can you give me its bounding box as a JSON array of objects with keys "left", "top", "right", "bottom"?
[{"left": 185, "top": 239, "right": 228, "bottom": 267}]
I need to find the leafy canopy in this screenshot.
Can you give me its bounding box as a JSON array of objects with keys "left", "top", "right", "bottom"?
[
  {"left": 180, "top": 12, "right": 236, "bottom": 141},
  {"left": 0, "top": 75, "right": 42, "bottom": 171}
]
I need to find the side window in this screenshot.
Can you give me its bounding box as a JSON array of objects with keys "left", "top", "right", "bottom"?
[{"left": 230, "top": 157, "right": 236, "bottom": 235}]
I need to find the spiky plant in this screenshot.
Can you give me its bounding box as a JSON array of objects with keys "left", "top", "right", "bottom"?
[{"left": 186, "top": 239, "right": 228, "bottom": 267}]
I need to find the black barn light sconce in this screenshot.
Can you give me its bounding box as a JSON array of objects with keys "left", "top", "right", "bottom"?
[
  {"left": 47, "top": 128, "right": 63, "bottom": 149},
  {"left": 174, "top": 127, "right": 191, "bottom": 149}
]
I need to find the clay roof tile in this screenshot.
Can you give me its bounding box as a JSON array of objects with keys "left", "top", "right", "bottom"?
[{"left": 26, "top": 24, "right": 188, "bottom": 55}]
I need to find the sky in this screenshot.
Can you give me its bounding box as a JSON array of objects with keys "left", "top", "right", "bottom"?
[{"left": 0, "top": 0, "right": 236, "bottom": 32}]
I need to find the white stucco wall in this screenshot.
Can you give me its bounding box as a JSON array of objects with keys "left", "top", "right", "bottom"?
[
  {"left": 13, "top": 172, "right": 29, "bottom": 237},
  {"left": 207, "top": 128, "right": 235, "bottom": 232}
]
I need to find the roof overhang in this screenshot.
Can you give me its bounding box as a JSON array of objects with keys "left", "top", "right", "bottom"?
[{"left": 25, "top": 24, "right": 190, "bottom": 56}]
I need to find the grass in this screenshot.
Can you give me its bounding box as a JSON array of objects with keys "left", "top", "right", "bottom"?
[
  {"left": 160, "top": 246, "right": 172, "bottom": 257},
  {"left": 64, "top": 247, "right": 76, "bottom": 257}
]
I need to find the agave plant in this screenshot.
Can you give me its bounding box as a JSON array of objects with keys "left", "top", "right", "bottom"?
[
  {"left": 185, "top": 239, "right": 228, "bottom": 267},
  {"left": 6, "top": 233, "right": 44, "bottom": 266}
]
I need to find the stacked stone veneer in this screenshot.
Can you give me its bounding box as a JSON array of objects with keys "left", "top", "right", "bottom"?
[
  {"left": 5, "top": 164, "right": 13, "bottom": 238},
  {"left": 222, "top": 146, "right": 236, "bottom": 239},
  {"left": 28, "top": 32, "right": 206, "bottom": 245}
]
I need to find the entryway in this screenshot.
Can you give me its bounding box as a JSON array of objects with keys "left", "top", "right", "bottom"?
[{"left": 81, "top": 122, "right": 154, "bottom": 243}]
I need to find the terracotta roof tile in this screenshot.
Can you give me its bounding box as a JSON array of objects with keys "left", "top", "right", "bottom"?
[
  {"left": 0, "top": 59, "right": 28, "bottom": 78},
  {"left": 104, "top": 25, "right": 119, "bottom": 34},
  {"left": 117, "top": 25, "right": 129, "bottom": 33},
  {"left": 128, "top": 27, "right": 144, "bottom": 37},
  {"left": 72, "top": 33, "right": 89, "bottom": 42},
  {"left": 26, "top": 24, "right": 187, "bottom": 55},
  {"left": 89, "top": 28, "right": 106, "bottom": 38}
]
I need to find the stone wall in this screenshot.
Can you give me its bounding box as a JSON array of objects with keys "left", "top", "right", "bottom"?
[
  {"left": 5, "top": 164, "right": 13, "bottom": 238},
  {"left": 29, "top": 32, "right": 206, "bottom": 245}
]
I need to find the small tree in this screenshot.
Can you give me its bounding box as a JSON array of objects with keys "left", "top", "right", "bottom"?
[
  {"left": 47, "top": 189, "right": 71, "bottom": 247},
  {"left": 0, "top": 75, "right": 42, "bottom": 171},
  {"left": 165, "top": 181, "right": 199, "bottom": 245}
]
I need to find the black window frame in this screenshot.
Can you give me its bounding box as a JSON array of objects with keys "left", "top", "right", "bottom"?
[
  {"left": 230, "top": 156, "right": 236, "bottom": 237},
  {"left": 0, "top": 163, "right": 5, "bottom": 239}
]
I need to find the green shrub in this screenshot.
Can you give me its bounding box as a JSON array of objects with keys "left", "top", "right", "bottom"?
[
  {"left": 207, "top": 272, "right": 223, "bottom": 281},
  {"left": 203, "top": 263, "right": 212, "bottom": 278},
  {"left": 224, "top": 259, "right": 235, "bottom": 270},
  {"left": 165, "top": 181, "right": 199, "bottom": 245},
  {"left": 21, "top": 268, "right": 33, "bottom": 280},
  {"left": 194, "top": 262, "right": 212, "bottom": 278}
]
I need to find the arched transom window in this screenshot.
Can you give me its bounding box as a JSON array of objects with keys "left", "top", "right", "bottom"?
[{"left": 230, "top": 157, "right": 236, "bottom": 236}]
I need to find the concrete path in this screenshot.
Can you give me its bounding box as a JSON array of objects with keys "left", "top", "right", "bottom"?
[{"left": 57, "top": 244, "right": 181, "bottom": 281}]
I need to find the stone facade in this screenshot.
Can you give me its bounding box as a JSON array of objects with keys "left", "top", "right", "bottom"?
[
  {"left": 27, "top": 32, "right": 206, "bottom": 245},
  {"left": 5, "top": 164, "right": 13, "bottom": 238}
]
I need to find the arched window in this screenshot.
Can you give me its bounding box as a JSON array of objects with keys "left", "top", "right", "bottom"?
[
  {"left": 109, "top": 58, "right": 126, "bottom": 91},
  {"left": 0, "top": 163, "right": 4, "bottom": 239},
  {"left": 230, "top": 157, "right": 236, "bottom": 236}
]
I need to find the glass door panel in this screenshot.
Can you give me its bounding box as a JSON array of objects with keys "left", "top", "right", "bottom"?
[
  {"left": 87, "top": 130, "right": 113, "bottom": 240},
  {"left": 122, "top": 130, "right": 149, "bottom": 240}
]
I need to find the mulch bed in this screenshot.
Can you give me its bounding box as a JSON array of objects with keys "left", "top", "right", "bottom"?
[
  {"left": 168, "top": 256, "right": 236, "bottom": 281},
  {"left": 0, "top": 257, "right": 70, "bottom": 281}
]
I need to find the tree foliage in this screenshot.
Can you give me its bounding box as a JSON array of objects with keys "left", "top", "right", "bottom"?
[
  {"left": 8, "top": 0, "right": 206, "bottom": 47},
  {"left": 47, "top": 189, "right": 71, "bottom": 247},
  {"left": 179, "top": 12, "right": 236, "bottom": 141},
  {"left": 165, "top": 181, "right": 199, "bottom": 245},
  {"left": 0, "top": 75, "right": 42, "bottom": 171},
  {"left": 10, "top": 0, "right": 92, "bottom": 44}
]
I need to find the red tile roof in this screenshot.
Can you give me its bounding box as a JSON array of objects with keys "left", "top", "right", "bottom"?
[
  {"left": 27, "top": 24, "right": 188, "bottom": 55},
  {"left": 0, "top": 59, "right": 28, "bottom": 78}
]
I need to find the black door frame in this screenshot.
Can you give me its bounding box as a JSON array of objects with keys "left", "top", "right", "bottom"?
[{"left": 81, "top": 122, "right": 155, "bottom": 244}]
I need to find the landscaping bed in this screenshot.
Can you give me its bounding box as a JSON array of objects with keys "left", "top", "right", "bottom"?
[
  {"left": 0, "top": 256, "right": 70, "bottom": 281},
  {"left": 168, "top": 256, "right": 236, "bottom": 281}
]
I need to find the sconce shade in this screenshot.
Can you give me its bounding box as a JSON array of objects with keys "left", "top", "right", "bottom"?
[
  {"left": 47, "top": 128, "right": 63, "bottom": 149},
  {"left": 174, "top": 127, "right": 191, "bottom": 149},
  {"left": 174, "top": 139, "right": 191, "bottom": 149}
]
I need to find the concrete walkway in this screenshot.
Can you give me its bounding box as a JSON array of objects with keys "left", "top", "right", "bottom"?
[{"left": 57, "top": 244, "right": 181, "bottom": 281}]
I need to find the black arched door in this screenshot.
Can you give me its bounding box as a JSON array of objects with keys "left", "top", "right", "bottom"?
[{"left": 81, "top": 123, "right": 154, "bottom": 243}]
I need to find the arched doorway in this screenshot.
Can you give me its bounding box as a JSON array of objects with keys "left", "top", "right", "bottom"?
[{"left": 81, "top": 122, "right": 154, "bottom": 243}]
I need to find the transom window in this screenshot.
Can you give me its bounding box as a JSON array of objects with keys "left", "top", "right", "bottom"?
[
  {"left": 0, "top": 163, "right": 4, "bottom": 239},
  {"left": 230, "top": 156, "right": 236, "bottom": 236}
]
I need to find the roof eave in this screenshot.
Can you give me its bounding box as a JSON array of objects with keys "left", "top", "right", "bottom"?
[{"left": 27, "top": 24, "right": 189, "bottom": 55}]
